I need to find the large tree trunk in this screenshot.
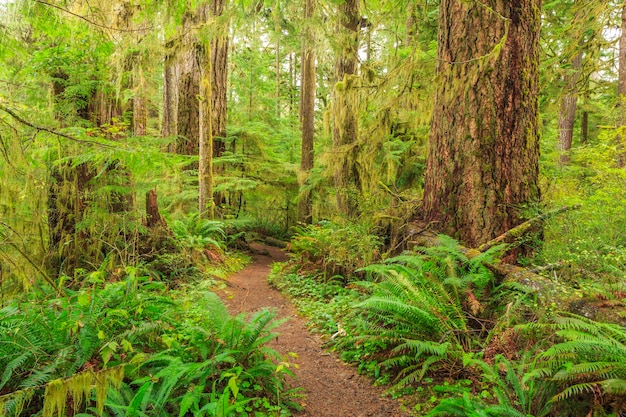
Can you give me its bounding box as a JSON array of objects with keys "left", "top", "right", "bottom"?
[
  {"left": 332, "top": 0, "right": 360, "bottom": 216},
  {"left": 557, "top": 51, "right": 582, "bottom": 165},
  {"left": 176, "top": 12, "right": 201, "bottom": 155},
  {"left": 422, "top": 0, "right": 541, "bottom": 251},
  {"left": 298, "top": 0, "right": 316, "bottom": 224}
]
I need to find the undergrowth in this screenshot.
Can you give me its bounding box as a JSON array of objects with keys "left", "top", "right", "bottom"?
[
  {"left": 0, "top": 213, "right": 299, "bottom": 417},
  {"left": 273, "top": 220, "right": 626, "bottom": 416}
]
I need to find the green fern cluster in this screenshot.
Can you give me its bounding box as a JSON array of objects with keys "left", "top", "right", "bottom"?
[
  {"left": 350, "top": 236, "right": 503, "bottom": 388},
  {"left": 0, "top": 266, "right": 299, "bottom": 417},
  {"left": 110, "top": 292, "right": 299, "bottom": 416},
  {"left": 525, "top": 313, "right": 626, "bottom": 404},
  {"left": 0, "top": 272, "right": 173, "bottom": 415},
  {"left": 172, "top": 213, "right": 227, "bottom": 250},
  {"left": 426, "top": 355, "right": 555, "bottom": 417}
]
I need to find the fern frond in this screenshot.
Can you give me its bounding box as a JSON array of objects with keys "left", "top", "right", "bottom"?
[{"left": 551, "top": 382, "right": 598, "bottom": 402}]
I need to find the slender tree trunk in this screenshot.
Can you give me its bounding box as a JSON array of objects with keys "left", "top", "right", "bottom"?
[
  {"left": 162, "top": 47, "right": 179, "bottom": 140},
  {"left": 274, "top": 0, "right": 282, "bottom": 118},
  {"left": 581, "top": 111, "right": 588, "bottom": 145},
  {"left": 404, "top": 1, "right": 417, "bottom": 47},
  {"left": 199, "top": 41, "right": 214, "bottom": 219},
  {"left": 298, "top": 0, "right": 316, "bottom": 224},
  {"left": 132, "top": 65, "right": 147, "bottom": 136},
  {"left": 332, "top": 0, "right": 360, "bottom": 217},
  {"left": 558, "top": 52, "right": 582, "bottom": 165},
  {"left": 617, "top": 2, "right": 626, "bottom": 167},
  {"left": 422, "top": 0, "right": 541, "bottom": 251},
  {"left": 210, "top": 0, "right": 228, "bottom": 159}
]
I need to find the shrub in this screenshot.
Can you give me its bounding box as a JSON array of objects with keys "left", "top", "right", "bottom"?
[
  {"left": 289, "top": 221, "right": 382, "bottom": 282},
  {"left": 0, "top": 273, "right": 300, "bottom": 416}
]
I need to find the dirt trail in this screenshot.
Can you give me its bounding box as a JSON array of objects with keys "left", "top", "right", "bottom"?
[{"left": 218, "top": 244, "right": 411, "bottom": 417}]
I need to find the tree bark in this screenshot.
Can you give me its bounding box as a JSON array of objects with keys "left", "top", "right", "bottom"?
[
  {"left": 617, "top": 3, "right": 626, "bottom": 167},
  {"left": 422, "top": 0, "right": 542, "bottom": 251},
  {"left": 332, "top": 0, "right": 360, "bottom": 217},
  {"left": 162, "top": 47, "right": 179, "bottom": 140},
  {"left": 298, "top": 0, "right": 316, "bottom": 224},
  {"left": 404, "top": 1, "right": 418, "bottom": 47},
  {"left": 145, "top": 189, "right": 167, "bottom": 228},
  {"left": 557, "top": 51, "right": 582, "bottom": 165},
  {"left": 199, "top": 39, "right": 214, "bottom": 219},
  {"left": 175, "top": 12, "right": 201, "bottom": 155},
  {"left": 581, "top": 110, "right": 588, "bottom": 145},
  {"left": 132, "top": 65, "right": 148, "bottom": 136},
  {"left": 210, "top": 0, "right": 228, "bottom": 158}
]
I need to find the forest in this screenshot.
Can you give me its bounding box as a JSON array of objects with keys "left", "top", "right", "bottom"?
[{"left": 1, "top": 0, "right": 626, "bottom": 416}]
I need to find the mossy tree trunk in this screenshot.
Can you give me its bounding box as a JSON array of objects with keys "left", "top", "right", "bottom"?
[
  {"left": 298, "top": 0, "right": 316, "bottom": 224},
  {"left": 162, "top": 46, "right": 179, "bottom": 140},
  {"left": 422, "top": 0, "right": 541, "bottom": 250},
  {"left": 199, "top": 33, "right": 215, "bottom": 219},
  {"left": 210, "top": 0, "right": 228, "bottom": 159},
  {"left": 132, "top": 64, "right": 148, "bottom": 137},
  {"left": 176, "top": 11, "right": 202, "bottom": 155},
  {"left": 332, "top": 0, "right": 360, "bottom": 217},
  {"left": 618, "top": 3, "right": 626, "bottom": 168}
]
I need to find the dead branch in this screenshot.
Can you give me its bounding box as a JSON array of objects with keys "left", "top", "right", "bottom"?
[
  {"left": 0, "top": 103, "right": 115, "bottom": 148},
  {"left": 33, "top": 0, "right": 153, "bottom": 33},
  {"left": 529, "top": 262, "right": 567, "bottom": 274}
]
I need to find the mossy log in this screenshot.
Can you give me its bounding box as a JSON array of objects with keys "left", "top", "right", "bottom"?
[
  {"left": 264, "top": 236, "right": 289, "bottom": 249},
  {"left": 405, "top": 205, "right": 621, "bottom": 321},
  {"left": 477, "top": 204, "right": 581, "bottom": 253}
]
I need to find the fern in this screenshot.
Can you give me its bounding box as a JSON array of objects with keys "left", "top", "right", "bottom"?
[
  {"left": 351, "top": 237, "right": 501, "bottom": 388},
  {"left": 426, "top": 355, "right": 556, "bottom": 417},
  {"left": 528, "top": 313, "right": 626, "bottom": 402},
  {"left": 172, "top": 213, "right": 227, "bottom": 250}
]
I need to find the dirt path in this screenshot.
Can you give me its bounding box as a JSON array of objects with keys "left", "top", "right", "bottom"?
[{"left": 218, "top": 244, "right": 411, "bottom": 417}]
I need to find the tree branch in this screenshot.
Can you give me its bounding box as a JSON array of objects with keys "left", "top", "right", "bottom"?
[
  {"left": 33, "top": 0, "right": 152, "bottom": 33},
  {"left": 0, "top": 103, "right": 115, "bottom": 148}
]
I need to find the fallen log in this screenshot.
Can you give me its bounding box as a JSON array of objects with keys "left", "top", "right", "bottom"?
[
  {"left": 477, "top": 205, "right": 581, "bottom": 253},
  {"left": 264, "top": 236, "right": 289, "bottom": 249}
]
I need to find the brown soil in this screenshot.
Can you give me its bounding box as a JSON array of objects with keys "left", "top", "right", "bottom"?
[{"left": 218, "top": 244, "right": 412, "bottom": 417}]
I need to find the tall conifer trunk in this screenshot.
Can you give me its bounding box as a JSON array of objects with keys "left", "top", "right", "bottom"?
[
  {"left": 199, "top": 40, "right": 214, "bottom": 219},
  {"left": 176, "top": 12, "right": 201, "bottom": 156},
  {"left": 557, "top": 51, "right": 582, "bottom": 165},
  {"left": 298, "top": 0, "right": 316, "bottom": 224},
  {"left": 132, "top": 65, "right": 148, "bottom": 136},
  {"left": 210, "top": 0, "right": 228, "bottom": 158},
  {"left": 332, "top": 0, "right": 360, "bottom": 216},
  {"left": 162, "top": 47, "right": 179, "bottom": 140},
  {"left": 422, "top": 0, "right": 541, "bottom": 249},
  {"left": 617, "top": 3, "right": 626, "bottom": 167}
]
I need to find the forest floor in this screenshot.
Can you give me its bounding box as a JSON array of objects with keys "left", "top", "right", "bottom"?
[{"left": 217, "top": 243, "right": 411, "bottom": 417}]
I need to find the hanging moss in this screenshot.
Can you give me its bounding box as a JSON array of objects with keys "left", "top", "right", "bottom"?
[
  {"left": 0, "top": 362, "right": 124, "bottom": 417},
  {"left": 0, "top": 387, "right": 34, "bottom": 417},
  {"left": 37, "top": 366, "right": 124, "bottom": 417}
]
